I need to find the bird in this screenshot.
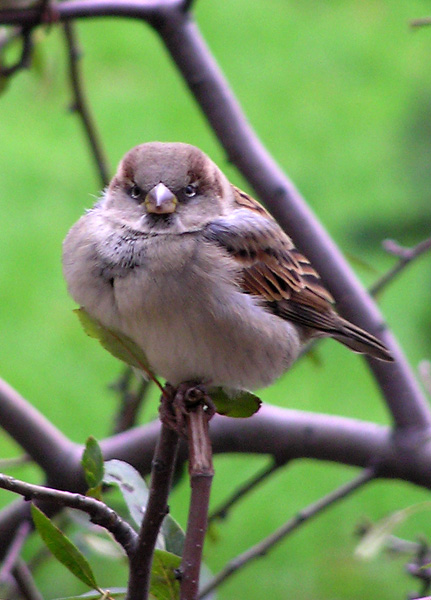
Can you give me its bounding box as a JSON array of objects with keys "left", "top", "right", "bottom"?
[{"left": 62, "top": 141, "right": 393, "bottom": 394}]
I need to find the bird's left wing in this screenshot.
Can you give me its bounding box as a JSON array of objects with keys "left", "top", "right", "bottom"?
[{"left": 203, "top": 186, "right": 334, "bottom": 313}]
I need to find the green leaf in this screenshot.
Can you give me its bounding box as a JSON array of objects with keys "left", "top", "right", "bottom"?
[
  {"left": 103, "top": 459, "right": 149, "bottom": 528},
  {"left": 210, "top": 387, "right": 261, "bottom": 418},
  {"left": 82, "top": 437, "right": 104, "bottom": 492},
  {"left": 31, "top": 504, "right": 99, "bottom": 590},
  {"left": 74, "top": 308, "right": 156, "bottom": 379},
  {"left": 56, "top": 589, "right": 126, "bottom": 600},
  {"left": 149, "top": 550, "right": 181, "bottom": 600},
  {"left": 355, "top": 501, "right": 431, "bottom": 560},
  {"left": 161, "top": 515, "right": 185, "bottom": 557}
]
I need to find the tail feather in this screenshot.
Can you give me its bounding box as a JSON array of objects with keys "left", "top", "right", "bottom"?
[{"left": 333, "top": 318, "right": 394, "bottom": 362}]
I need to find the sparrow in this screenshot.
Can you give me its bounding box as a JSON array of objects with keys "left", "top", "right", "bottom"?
[{"left": 62, "top": 142, "right": 393, "bottom": 393}]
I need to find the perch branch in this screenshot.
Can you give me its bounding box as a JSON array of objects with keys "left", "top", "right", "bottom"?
[
  {"left": 199, "top": 467, "right": 376, "bottom": 598},
  {"left": 180, "top": 395, "right": 214, "bottom": 600}
]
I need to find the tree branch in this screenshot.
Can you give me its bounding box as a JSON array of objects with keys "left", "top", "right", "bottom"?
[
  {"left": 180, "top": 399, "right": 214, "bottom": 600},
  {"left": 370, "top": 237, "right": 431, "bottom": 297},
  {"left": 126, "top": 417, "right": 179, "bottom": 600},
  {"left": 0, "top": 473, "right": 138, "bottom": 558},
  {"left": 0, "top": 0, "right": 182, "bottom": 25},
  {"left": 0, "top": 378, "right": 83, "bottom": 488},
  {"left": 209, "top": 459, "right": 282, "bottom": 524},
  {"left": 0, "top": 521, "right": 31, "bottom": 584},
  {"left": 110, "top": 369, "right": 152, "bottom": 435},
  {"left": 2, "top": 402, "right": 431, "bottom": 563},
  {"left": 152, "top": 7, "right": 431, "bottom": 432},
  {"left": 0, "top": 25, "right": 33, "bottom": 76},
  {"left": 11, "top": 559, "right": 44, "bottom": 600},
  {"left": 63, "top": 21, "right": 110, "bottom": 187},
  {"left": 199, "top": 467, "right": 376, "bottom": 598},
  {"left": 410, "top": 17, "right": 431, "bottom": 28}
]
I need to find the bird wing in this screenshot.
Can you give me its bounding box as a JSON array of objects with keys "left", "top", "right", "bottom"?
[
  {"left": 203, "top": 185, "right": 335, "bottom": 322},
  {"left": 202, "top": 186, "right": 393, "bottom": 361}
]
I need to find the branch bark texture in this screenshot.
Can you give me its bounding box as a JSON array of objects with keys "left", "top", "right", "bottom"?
[
  {"left": 126, "top": 423, "right": 179, "bottom": 600},
  {"left": 180, "top": 403, "right": 214, "bottom": 600}
]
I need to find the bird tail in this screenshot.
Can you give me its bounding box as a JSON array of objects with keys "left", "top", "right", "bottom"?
[{"left": 333, "top": 318, "right": 394, "bottom": 362}]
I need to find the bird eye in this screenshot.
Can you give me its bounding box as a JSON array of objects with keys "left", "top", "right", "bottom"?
[
  {"left": 184, "top": 184, "right": 197, "bottom": 198},
  {"left": 129, "top": 184, "right": 142, "bottom": 200}
]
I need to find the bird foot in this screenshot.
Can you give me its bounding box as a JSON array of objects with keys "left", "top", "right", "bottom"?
[{"left": 160, "top": 382, "right": 215, "bottom": 436}]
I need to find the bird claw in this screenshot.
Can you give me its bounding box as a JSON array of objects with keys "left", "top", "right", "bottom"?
[{"left": 159, "top": 382, "right": 215, "bottom": 436}]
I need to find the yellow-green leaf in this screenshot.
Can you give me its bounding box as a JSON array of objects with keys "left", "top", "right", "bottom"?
[
  {"left": 74, "top": 308, "right": 156, "bottom": 381},
  {"left": 355, "top": 501, "right": 431, "bottom": 560},
  {"left": 31, "top": 504, "right": 99, "bottom": 590},
  {"left": 82, "top": 436, "right": 104, "bottom": 492},
  {"left": 209, "top": 388, "right": 261, "bottom": 418},
  {"left": 149, "top": 550, "right": 181, "bottom": 600}
]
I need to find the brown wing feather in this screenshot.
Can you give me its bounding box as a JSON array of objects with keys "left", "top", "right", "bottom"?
[
  {"left": 231, "top": 186, "right": 334, "bottom": 310},
  {"left": 203, "top": 186, "right": 393, "bottom": 362}
]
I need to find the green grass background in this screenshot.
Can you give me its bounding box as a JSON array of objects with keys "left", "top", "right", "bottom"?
[{"left": 1, "top": 0, "right": 431, "bottom": 598}]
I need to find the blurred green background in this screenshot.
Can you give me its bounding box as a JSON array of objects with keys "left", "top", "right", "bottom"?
[{"left": 1, "top": 0, "right": 431, "bottom": 598}]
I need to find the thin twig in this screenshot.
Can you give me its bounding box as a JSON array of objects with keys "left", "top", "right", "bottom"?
[
  {"left": 209, "top": 459, "right": 281, "bottom": 524},
  {"left": 385, "top": 535, "right": 425, "bottom": 556},
  {"left": 12, "top": 559, "right": 44, "bottom": 600},
  {"left": 0, "top": 26, "right": 33, "bottom": 76},
  {"left": 199, "top": 467, "right": 376, "bottom": 599},
  {"left": 126, "top": 405, "right": 179, "bottom": 600},
  {"left": 0, "top": 521, "right": 31, "bottom": 583},
  {"left": 370, "top": 237, "right": 431, "bottom": 297},
  {"left": 0, "top": 473, "right": 137, "bottom": 558},
  {"left": 63, "top": 20, "right": 110, "bottom": 187},
  {"left": 111, "top": 368, "right": 152, "bottom": 434},
  {"left": 180, "top": 399, "right": 214, "bottom": 600},
  {"left": 0, "top": 454, "right": 31, "bottom": 470},
  {"left": 410, "top": 17, "right": 431, "bottom": 28}
]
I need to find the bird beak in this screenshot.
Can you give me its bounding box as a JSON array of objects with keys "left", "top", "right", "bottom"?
[{"left": 144, "top": 183, "right": 178, "bottom": 214}]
